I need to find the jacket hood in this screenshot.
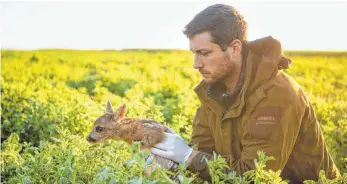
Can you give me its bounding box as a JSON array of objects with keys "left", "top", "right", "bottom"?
[
  {"left": 245, "top": 36, "right": 292, "bottom": 93},
  {"left": 248, "top": 36, "right": 292, "bottom": 70}
]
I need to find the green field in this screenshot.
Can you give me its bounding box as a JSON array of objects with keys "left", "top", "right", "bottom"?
[{"left": 1, "top": 49, "right": 347, "bottom": 183}]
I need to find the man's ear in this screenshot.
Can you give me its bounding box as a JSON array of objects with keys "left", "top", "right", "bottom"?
[
  {"left": 114, "top": 104, "right": 127, "bottom": 119},
  {"left": 106, "top": 100, "right": 113, "bottom": 113},
  {"left": 227, "top": 39, "right": 242, "bottom": 57}
]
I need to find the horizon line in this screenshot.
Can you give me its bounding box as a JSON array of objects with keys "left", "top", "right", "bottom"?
[{"left": 2, "top": 48, "right": 347, "bottom": 52}]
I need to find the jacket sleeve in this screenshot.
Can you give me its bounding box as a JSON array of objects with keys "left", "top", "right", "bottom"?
[
  {"left": 187, "top": 105, "right": 215, "bottom": 181},
  {"left": 189, "top": 105, "right": 215, "bottom": 154}
]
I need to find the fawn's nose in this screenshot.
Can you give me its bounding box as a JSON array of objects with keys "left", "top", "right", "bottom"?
[{"left": 86, "top": 135, "right": 96, "bottom": 142}]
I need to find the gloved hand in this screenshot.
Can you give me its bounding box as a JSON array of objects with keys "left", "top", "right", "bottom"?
[
  {"left": 150, "top": 132, "right": 193, "bottom": 164},
  {"left": 144, "top": 153, "right": 178, "bottom": 176}
]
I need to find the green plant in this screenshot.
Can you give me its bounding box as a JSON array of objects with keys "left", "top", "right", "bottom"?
[{"left": 1, "top": 49, "right": 346, "bottom": 183}]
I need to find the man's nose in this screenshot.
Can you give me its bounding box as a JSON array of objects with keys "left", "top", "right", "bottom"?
[{"left": 193, "top": 55, "right": 203, "bottom": 69}]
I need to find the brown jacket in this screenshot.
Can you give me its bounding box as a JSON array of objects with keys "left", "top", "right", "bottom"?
[{"left": 186, "top": 36, "right": 341, "bottom": 183}]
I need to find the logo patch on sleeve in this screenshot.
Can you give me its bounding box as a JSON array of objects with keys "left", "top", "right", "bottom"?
[{"left": 248, "top": 106, "right": 282, "bottom": 140}]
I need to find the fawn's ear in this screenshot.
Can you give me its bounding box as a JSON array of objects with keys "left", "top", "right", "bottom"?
[
  {"left": 106, "top": 100, "right": 113, "bottom": 113},
  {"left": 114, "top": 104, "right": 127, "bottom": 119}
]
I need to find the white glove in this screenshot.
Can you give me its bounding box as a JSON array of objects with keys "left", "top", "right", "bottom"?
[{"left": 151, "top": 132, "right": 193, "bottom": 164}]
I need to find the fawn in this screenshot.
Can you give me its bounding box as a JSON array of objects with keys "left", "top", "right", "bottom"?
[{"left": 86, "top": 100, "right": 178, "bottom": 175}]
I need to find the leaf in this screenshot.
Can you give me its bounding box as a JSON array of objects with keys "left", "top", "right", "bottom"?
[{"left": 127, "top": 177, "right": 143, "bottom": 184}]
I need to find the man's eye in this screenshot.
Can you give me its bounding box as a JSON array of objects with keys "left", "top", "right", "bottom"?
[
  {"left": 201, "top": 52, "right": 210, "bottom": 56},
  {"left": 96, "top": 126, "right": 105, "bottom": 132}
]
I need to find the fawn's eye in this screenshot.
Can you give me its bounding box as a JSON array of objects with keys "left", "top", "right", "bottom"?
[{"left": 96, "top": 126, "right": 105, "bottom": 132}]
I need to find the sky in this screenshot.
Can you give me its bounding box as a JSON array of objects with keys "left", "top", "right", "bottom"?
[{"left": 1, "top": 0, "right": 347, "bottom": 51}]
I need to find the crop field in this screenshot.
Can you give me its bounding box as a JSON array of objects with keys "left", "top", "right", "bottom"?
[{"left": 1, "top": 49, "right": 347, "bottom": 183}]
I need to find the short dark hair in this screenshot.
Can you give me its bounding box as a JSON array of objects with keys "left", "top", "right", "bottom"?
[{"left": 183, "top": 4, "right": 247, "bottom": 51}]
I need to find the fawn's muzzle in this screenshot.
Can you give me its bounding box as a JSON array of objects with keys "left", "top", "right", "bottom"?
[{"left": 86, "top": 135, "right": 97, "bottom": 142}]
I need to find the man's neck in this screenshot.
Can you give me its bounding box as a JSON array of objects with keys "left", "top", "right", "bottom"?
[{"left": 223, "top": 58, "right": 242, "bottom": 94}]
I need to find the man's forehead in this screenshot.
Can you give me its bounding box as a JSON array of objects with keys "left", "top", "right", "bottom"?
[{"left": 189, "top": 31, "right": 215, "bottom": 51}]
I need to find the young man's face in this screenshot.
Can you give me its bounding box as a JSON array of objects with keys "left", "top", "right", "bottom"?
[{"left": 189, "top": 31, "right": 237, "bottom": 84}]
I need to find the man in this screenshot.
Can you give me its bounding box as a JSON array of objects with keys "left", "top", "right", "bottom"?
[{"left": 150, "top": 4, "right": 341, "bottom": 183}]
